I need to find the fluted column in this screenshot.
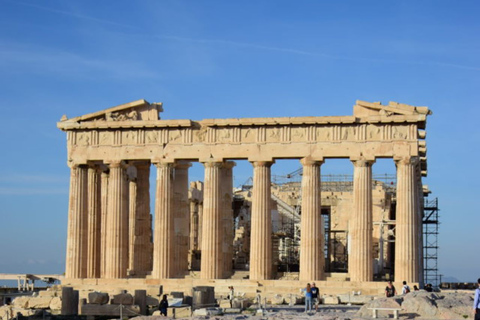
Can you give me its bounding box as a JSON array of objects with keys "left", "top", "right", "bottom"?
[
  {"left": 173, "top": 161, "right": 191, "bottom": 277},
  {"left": 349, "top": 158, "right": 375, "bottom": 281},
  {"left": 190, "top": 201, "right": 199, "bottom": 251},
  {"left": 104, "top": 161, "right": 129, "bottom": 279},
  {"left": 86, "top": 165, "right": 101, "bottom": 278},
  {"left": 136, "top": 162, "right": 152, "bottom": 274},
  {"left": 415, "top": 162, "right": 424, "bottom": 287},
  {"left": 100, "top": 170, "right": 109, "bottom": 278},
  {"left": 299, "top": 158, "right": 324, "bottom": 281},
  {"left": 222, "top": 161, "right": 236, "bottom": 278},
  {"left": 152, "top": 162, "right": 174, "bottom": 279},
  {"left": 395, "top": 156, "right": 419, "bottom": 283},
  {"left": 65, "top": 163, "right": 88, "bottom": 279},
  {"left": 200, "top": 161, "right": 223, "bottom": 279},
  {"left": 250, "top": 161, "right": 274, "bottom": 280},
  {"left": 127, "top": 166, "right": 137, "bottom": 275}
]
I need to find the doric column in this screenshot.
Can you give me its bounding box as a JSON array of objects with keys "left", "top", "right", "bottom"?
[
  {"left": 349, "top": 158, "right": 375, "bottom": 282},
  {"left": 86, "top": 164, "right": 101, "bottom": 278},
  {"left": 200, "top": 161, "right": 223, "bottom": 279},
  {"left": 415, "top": 162, "right": 424, "bottom": 287},
  {"left": 127, "top": 166, "right": 137, "bottom": 275},
  {"left": 249, "top": 161, "right": 274, "bottom": 280},
  {"left": 222, "top": 161, "right": 236, "bottom": 278},
  {"left": 65, "top": 163, "right": 88, "bottom": 279},
  {"left": 135, "top": 162, "right": 152, "bottom": 274},
  {"left": 173, "top": 161, "right": 191, "bottom": 277},
  {"left": 100, "top": 170, "right": 109, "bottom": 278},
  {"left": 104, "top": 161, "right": 129, "bottom": 279},
  {"left": 190, "top": 201, "right": 199, "bottom": 252},
  {"left": 299, "top": 158, "right": 324, "bottom": 281},
  {"left": 395, "top": 156, "right": 419, "bottom": 283},
  {"left": 152, "top": 162, "right": 174, "bottom": 279}
]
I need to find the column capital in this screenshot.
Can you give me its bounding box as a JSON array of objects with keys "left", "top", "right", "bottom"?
[
  {"left": 68, "top": 161, "right": 87, "bottom": 169},
  {"left": 152, "top": 161, "right": 175, "bottom": 169},
  {"left": 223, "top": 161, "right": 236, "bottom": 170},
  {"left": 175, "top": 160, "right": 192, "bottom": 170},
  {"left": 104, "top": 160, "right": 127, "bottom": 168},
  {"left": 394, "top": 156, "right": 419, "bottom": 166},
  {"left": 250, "top": 160, "right": 275, "bottom": 168},
  {"left": 202, "top": 161, "right": 223, "bottom": 169},
  {"left": 300, "top": 157, "right": 324, "bottom": 166},
  {"left": 350, "top": 157, "right": 376, "bottom": 167}
]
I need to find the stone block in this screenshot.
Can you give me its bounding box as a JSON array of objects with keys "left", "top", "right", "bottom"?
[
  {"left": 271, "top": 294, "right": 284, "bottom": 305},
  {"left": 12, "top": 297, "right": 29, "bottom": 309},
  {"left": 171, "top": 306, "right": 191, "bottom": 318},
  {"left": 39, "top": 290, "right": 56, "bottom": 297},
  {"left": 219, "top": 300, "right": 231, "bottom": 308},
  {"left": 81, "top": 304, "right": 140, "bottom": 316},
  {"left": 232, "top": 299, "right": 250, "bottom": 309},
  {"left": 27, "top": 296, "right": 53, "bottom": 309},
  {"left": 49, "top": 297, "right": 62, "bottom": 311},
  {"left": 0, "top": 306, "right": 13, "bottom": 320},
  {"left": 145, "top": 296, "right": 158, "bottom": 306},
  {"left": 192, "top": 307, "right": 223, "bottom": 316},
  {"left": 88, "top": 292, "right": 109, "bottom": 305},
  {"left": 111, "top": 293, "right": 134, "bottom": 305},
  {"left": 322, "top": 295, "right": 339, "bottom": 305}
]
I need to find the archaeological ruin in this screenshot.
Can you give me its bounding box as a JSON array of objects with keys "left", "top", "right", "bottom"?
[{"left": 57, "top": 99, "right": 432, "bottom": 298}]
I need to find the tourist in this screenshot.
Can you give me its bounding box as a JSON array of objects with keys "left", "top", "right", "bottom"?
[
  {"left": 474, "top": 278, "right": 480, "bottom": 320},
  {"left": 311, "top": 282, "right": 319, "bottom": 312},
  {"left": 413, "top": 285, "right": 419, "bottom": 291},
  {"left": 425, "top": 283, "right": 433, "bottom": 292},
  {"left": 302, "top": 283, "right": 313, "bottom": 313},
  {"left": 385, "top": 281, "right": 397, "bottom": 297},
  {"left": 402, "top": 281, "right": 411, "bottom": 294},
  {"left": 159, "top": 294, "right": 168, "bottom": 316},
  {"left": 228, "top": 286, "right": 235, "bottom": 308}
]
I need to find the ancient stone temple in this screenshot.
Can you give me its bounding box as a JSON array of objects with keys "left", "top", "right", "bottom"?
[{"left": 57, "top": 99, "right": 430, "bottom": 297}]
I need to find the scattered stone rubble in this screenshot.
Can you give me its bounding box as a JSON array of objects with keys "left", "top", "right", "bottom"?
[{"left": 357, "top": 290, "right": 475, "bottom": 319}]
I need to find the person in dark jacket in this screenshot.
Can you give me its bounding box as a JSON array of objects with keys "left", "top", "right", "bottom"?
[{"left": 159, "top": 294, "right": 168, "bottom": 316}]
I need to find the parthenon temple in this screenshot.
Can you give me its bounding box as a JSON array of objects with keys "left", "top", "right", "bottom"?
[{"left": 57, "top": 99, "right": 431, "bottom": 297}]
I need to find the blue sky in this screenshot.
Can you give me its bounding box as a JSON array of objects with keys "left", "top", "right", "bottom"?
[{"left": 0, "top": 0, "right": 479, "bottom": 283}]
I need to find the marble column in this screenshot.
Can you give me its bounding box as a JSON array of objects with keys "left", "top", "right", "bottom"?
[
  {"left": 190, "top": 201, "right": 199, "bottom": 252},
  {"left": 152, "top": 162, "right": 174, "bottom": 279},
  {"left": 86, "top": 165, "right": 101, "bottom": 278},
  {"left": 250, "top": 161, "right": 274, "bottom": 280},
  {"left": 201, "top": 161, "right": 223, "bottom": 279},
  {"left": 415, "top": 162, "right": 424, "bottom": 287},
  {"left": 65, "top": 163, "right": 88, "bottom": 279},
  {"left": 136, "top": 162, "right": 152, "bottom": 274},
  {"left": 222, "top": 161, "right": 235, "bottom": 278},
  {"left": 299, "top": 158, "right": 324, "bottom": 281},
  {"left": 100, "top": 170, "right": 109, "bottom": 278},
  {"left": 173, "top": 161, "right": 191, "bottom": 277},
  {"left": 349, "top": 158, "right": 375, "bottom": 282},
  {"left": 127, "top": 166, "right": 137, "bottom": 275},
  {"left": 395, "top": 156, "right": 419, "bottom": 283},
  {"left": 104, "top": 161, "right": 129, "bottom": 279}
]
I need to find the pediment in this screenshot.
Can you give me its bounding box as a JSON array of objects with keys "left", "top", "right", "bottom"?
[
  {"left": 354, "top": 100, "right": 431, "bottom": 117},
  {"left": 59, "top": 99, "right": 163, "bottom": 124}
]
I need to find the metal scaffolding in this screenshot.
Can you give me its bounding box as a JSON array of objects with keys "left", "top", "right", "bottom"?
[{"left": 423, "top": 197, "right": 440, "bottom": 287}]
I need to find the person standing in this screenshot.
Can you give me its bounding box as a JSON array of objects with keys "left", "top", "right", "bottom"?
[
  {"left": 228, "top": 286, "right": 235, "bottom": 308},
  {"left": 474, "top": 278, "right": 480, "bottom": 320},
  {"left": 402, "top": 281, "right": 411, "bottom": 294},
  {"left": 302, "top": 283, "right": 313, "bottom": 313},
  {"left": 385, "top": 281, "right": 397, "bottom": 297},
  {"left": 311, "top": 282, "right": 319, "bottom": 312},
  {"left": 159, "top": 294, "right": 168, "bottom": 316}
]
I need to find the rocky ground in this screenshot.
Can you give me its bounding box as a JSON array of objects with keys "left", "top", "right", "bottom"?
[{"left": 1, "top": 289, "right": 476, "bottom": 320}]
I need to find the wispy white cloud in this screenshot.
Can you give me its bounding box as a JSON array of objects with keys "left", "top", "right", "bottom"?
[
  {"left": 0, "top": 44, "right": 161, "bottom": 80},
  {"left": 4, "top": 0, "right": 480, "bottom": 73}
]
